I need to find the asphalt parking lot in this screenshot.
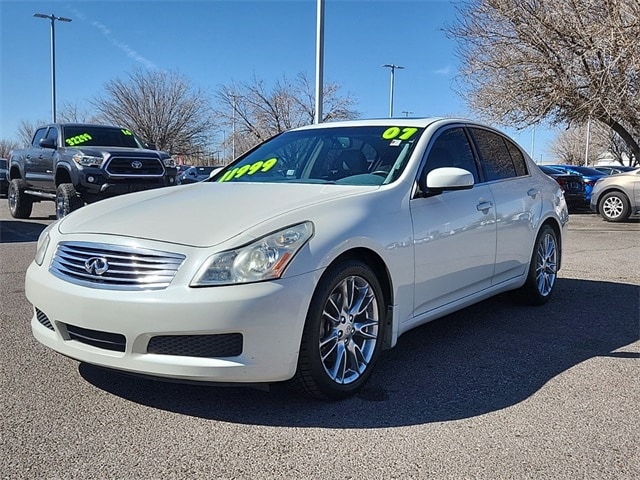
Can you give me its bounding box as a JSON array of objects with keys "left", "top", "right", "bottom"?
[{"left": 1, "top": 199, "right": 638, "bottom": 479}]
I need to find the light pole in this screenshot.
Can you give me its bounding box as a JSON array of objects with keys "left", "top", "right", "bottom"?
[
  {"left": 315, "top": 0, "right": 325, "bottom": 124},
  {"left": 382, "top": 63, "right": 404, "bottom": 117},
  {"left": 34, "top": 13, "right": 72, "bottom": 123}
]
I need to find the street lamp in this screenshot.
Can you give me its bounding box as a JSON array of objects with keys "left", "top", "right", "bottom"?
[
  {"left": 382, "top": 63, "right": 404, "bottom": 118},
  {"left": 33, "top": 13, "right": 72, "bottom": 123}
]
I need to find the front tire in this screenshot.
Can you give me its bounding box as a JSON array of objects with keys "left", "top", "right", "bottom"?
[
  {"left": 7, "top": 179, "right": 33, "bottom": 219},
  {"left": 516, "top": 224, "right": 559, "bottom": 306},
  {"left": 599, "top": 191, "right": 630, "bottom": 222},
  {"left": 289, "top": 260, "right": 386, "bottom": 400},
  {"left": 56, "top": 183, "right": 83, "bottom": 219}
]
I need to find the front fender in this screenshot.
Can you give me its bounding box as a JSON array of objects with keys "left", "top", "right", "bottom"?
[{"left": 54, "top": 155, "right": 79, "bottom": 185}]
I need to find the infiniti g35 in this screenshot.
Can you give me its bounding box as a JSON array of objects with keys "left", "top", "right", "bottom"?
[{"left": 26, "top": 118, "right": 568, "bottom": 400}]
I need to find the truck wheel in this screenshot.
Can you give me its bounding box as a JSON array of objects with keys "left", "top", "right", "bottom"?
[
  {"left": 8, "top": 179, "right": 33, "bottom": 219},
  {"left": 56, "top": 183, "right": 83, "bottom": 219}
]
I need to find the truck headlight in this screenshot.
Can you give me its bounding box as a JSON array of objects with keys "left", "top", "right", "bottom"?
[
  {"left": 163, "top": 158, "right": 176, "bottom": 168},
  {"left": 191, "top": 222, "right": 314, "bottom": 286},
  {"left": 72, "top": 152, "right": 104, "bottom": 167}
]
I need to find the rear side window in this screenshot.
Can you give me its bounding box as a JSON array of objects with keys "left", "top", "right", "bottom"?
[
  {"left": 469, "top": 128, "right": 517, "bottom": 181},
  {"left": 505, "top": 139, "right": 528, "bottom": 176}
]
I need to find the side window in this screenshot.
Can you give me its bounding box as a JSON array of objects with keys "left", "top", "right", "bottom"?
[
  {"left": 424, "top": 127, "right": 479, "bottom": 183},
  {"left": 469, "top": 128, "right": 517, "bottom": 181},
  {"left": 505, "top": 139, "right": 528, "bottom": 176},
  {"left": 32, "top": 128, "right": 48, "bottom": 148}
]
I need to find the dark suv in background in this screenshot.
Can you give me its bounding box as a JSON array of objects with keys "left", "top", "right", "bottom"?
[{"left": 0, "top": 158, "right": 8, "bottom": 196}]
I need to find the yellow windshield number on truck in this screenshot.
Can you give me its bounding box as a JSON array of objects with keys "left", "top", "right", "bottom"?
[
  {"left": 121, "top": 129, "right": 133, "bottom": 136},
  {"left": 218, "top": 158, "right": 278, "bottom": 182},
  {"left": 65, "top": 133, "right": 93, "bottom": 146}
]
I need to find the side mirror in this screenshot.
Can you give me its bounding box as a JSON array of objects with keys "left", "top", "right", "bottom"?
[
  {"left": 145, "top": 143, "right": 157, "bottom": 150},
  {"left": 39, "top": 138, "right": 57, "bottom": 149},
  {"left": 420, "top": 167, "right": 474, "bottom": 196}
]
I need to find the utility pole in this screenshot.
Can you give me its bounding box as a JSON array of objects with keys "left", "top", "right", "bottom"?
[
  {"left": 382, "top": 64, "right": 404, "bottom": 118},
  {"left": 34, "top": 13, "right": 72, "bottom": 122}
]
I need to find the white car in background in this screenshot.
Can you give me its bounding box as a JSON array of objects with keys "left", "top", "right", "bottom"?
[{"left": 26, "top": 118, "right": 568, "bottom": 400}]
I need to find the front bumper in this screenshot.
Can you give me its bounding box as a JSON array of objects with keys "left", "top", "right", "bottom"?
[
  {"left": 26, "top": 260, "right": 318, "bottom": 384},
  {"left": 77, "top": 171, "right": 177, "bottom": 202}
]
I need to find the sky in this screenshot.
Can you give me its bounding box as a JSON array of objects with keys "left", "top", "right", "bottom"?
[{"left": 0, "top": 0, "right": 559, "bottom": 161}]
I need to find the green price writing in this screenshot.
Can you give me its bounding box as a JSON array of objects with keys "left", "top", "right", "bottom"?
[
  {"left": 382, "top": 127, "right": 418, "bottom": 140},
  {"left": 65, "top": 133, "right": 93, "bottom": 146},
  {"left": 121, "top": 129, "right": 133, "bottom": 136},
  {"left": 218, "top": 158, "right": 278, "bottom": 182}
]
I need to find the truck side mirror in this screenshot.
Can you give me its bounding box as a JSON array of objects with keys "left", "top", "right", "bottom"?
[{"left": 39, "top": 138, "right": 57, "bottom": 149}]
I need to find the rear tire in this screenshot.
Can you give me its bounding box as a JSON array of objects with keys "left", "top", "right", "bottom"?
[
  {"left": 7, "top": 179, "right": 33, "bottom": 219},
  {"left": 599, "top": 191, "right": 630, "bottom": 222},
  {"left": 516, "top": 224, "right": 558, "bottom": 306},
  {"left": 56, "top": 183, "right": 83, "bottom": 219},
  {"left": 288, "top": 260, "right": 386, "bottom": 400}
]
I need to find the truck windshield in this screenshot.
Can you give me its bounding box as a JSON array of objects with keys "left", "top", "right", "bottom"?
[{"left": 62, "top": 126, "right": 145, "bottom": 149}]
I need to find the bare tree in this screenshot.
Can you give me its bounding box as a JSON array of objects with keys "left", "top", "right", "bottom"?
[
  {"left": 448, "top": 0, "right": 640, "bottom": 164},
  {"left": 92, "top": 68, "right": 217, "bottom": 156},
  {"left": 550, "top": 121, "right": 613, "bottom": 165},
  {"left": 57, "top": 101, "right": 102, "bottom": 124},
  {"left": 0, "top": 139, "right": 21, "bottom": 158},
  {"left": 214, "top": 73, "right": 359, "bottom": 161},
  {"left": 17, "top": 120, "right": 48, "bottom": 146}
]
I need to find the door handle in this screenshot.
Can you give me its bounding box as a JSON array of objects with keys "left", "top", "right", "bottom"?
[
  {"left": 527, "top": 188, "right": 540, "bottom": 198},
  {"left": 476, "top": 201, "right": 493, "bottom": 213}
]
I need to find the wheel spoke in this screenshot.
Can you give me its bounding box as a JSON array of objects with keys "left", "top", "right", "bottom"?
[{"left": 327, "top": 343, "right": 347, "bottom": 381}]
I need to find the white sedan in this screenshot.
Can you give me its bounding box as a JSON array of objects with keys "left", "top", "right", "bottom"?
[{"left": 26, "top": 118, "right": 569, "bottom": 400}]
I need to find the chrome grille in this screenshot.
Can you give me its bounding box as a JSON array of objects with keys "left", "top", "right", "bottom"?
[{"left": 50, "top": 241, "right": 185, "bottom": 290}]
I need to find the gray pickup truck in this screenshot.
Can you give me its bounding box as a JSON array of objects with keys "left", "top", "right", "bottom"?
[{"left": 7, "top": 123, "right": 178, "bottom": 219}]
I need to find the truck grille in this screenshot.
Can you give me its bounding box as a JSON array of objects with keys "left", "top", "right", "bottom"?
[
  {"left": 106, "top": 156, "right": 165, "bottom": 176},
  {"left": 50, "top": 241, "right": 185, "bottom": 290}
]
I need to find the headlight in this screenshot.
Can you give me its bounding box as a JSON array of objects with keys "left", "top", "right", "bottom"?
[
  {"left": 191, "top": 222, "right": 314, "bottom": 286},
  {"left": 34, "top": 222, "right": 56, "bottom": 266},
  {"left": 72, "top": 152, "right": 104, "bottom": 167},
  {"left": 163, "top": 158, "right": 176, "bottom": 167}
]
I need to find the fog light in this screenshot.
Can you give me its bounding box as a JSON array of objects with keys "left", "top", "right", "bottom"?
[{"left": 87, "top": 175, "right": 96, "bottom": 183}]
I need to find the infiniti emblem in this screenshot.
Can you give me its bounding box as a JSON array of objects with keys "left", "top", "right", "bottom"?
[
  {"left": 131, "top": 160, "right": 143, "bottom": 169},
  {"left": 84, "top": 257, "right": 109, "bottom": 275}
]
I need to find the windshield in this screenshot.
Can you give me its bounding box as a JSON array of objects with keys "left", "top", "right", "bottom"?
[
  {"left": 211, "top": 125, "right": 424, "bottom": 186},
  {"left": 62, "top": 126, "right": 145, "bottom": 149}
]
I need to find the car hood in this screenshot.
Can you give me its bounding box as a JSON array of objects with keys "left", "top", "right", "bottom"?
[{"left": 58, "top": 182, "right": 377, "bottom": 247}]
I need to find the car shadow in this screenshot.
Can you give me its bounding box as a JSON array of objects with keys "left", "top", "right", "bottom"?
[
  {"left": 79, "top": 277, "right": 639, "bottom": 428},
  {"left": 0, "top": 220, "right": 51, "bottom": 243}
]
